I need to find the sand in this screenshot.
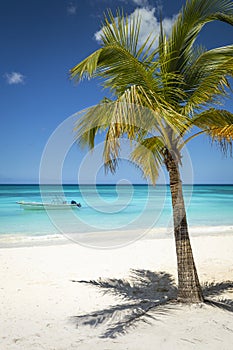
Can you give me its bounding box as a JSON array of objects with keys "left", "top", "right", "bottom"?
[{"left": 0, "top": 231, "right": 233, "bottom": 349}]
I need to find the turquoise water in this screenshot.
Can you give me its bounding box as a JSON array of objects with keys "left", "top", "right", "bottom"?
[{"left": 0, "top": 184, "right": 232, "bottom": 242}]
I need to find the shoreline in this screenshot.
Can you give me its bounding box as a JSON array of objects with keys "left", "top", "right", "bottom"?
[{"left": 0, "top": 224, "right": 232, "bottom": 249}]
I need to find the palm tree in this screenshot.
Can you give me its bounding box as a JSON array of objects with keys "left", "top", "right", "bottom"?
[{"left": 70, "top": 0, "right": 233, "bottom": 303}]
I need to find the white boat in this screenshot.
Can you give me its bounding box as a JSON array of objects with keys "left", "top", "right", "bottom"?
[{"left": 17, "top": 201, "right": 81, "bottom": 210}]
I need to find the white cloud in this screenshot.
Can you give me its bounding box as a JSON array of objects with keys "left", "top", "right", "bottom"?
[
  {"left": 67, "top": 3, "right": 77, "bottom": 15},
  {"left": 131, "top": 0, "right": 150, "bottom": 6},
  {"left": 94, "top": 28, "right": 103, "bottom": 42},
  {"left": 119, "top": 0, "right": 150, "bottom": 6},
  {"left": 4, "top": 72, "right": 25, "bottom": 85},
  {"left": 94, "top": 7, "right": 177, "bottom": 48}
]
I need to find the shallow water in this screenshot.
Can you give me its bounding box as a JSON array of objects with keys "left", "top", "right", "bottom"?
[{"left": 0, "top": 184, "right": 232, "bottom": 242}]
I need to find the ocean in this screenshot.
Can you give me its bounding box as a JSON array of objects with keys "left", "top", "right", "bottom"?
[{"left": 0, "top": 184, "right": 232, "bottom": 247}]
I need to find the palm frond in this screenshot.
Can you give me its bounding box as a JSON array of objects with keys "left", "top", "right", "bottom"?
[
  {"left": 74, "top": 89, "right": 190, "bottom": 161},
  {"left": 192, "top": 109, "right": 233, "bottom": 154},
  {"left": 101, "top": 9, "right": 160, "bottom": 62},
  {"left": 70, "top": 49, "right": 104, "bottom": 82},
  {"left": 117, "top": 85, "right": 190, "bottom": 135},
  {"left": 182, "top": 46, "right": 233, "bottom": 114},
  {"left": 130, "top": 136, "right": 165, "bottom": 184},
  {"left": 100, "top": 9, "right": 140, "bottom": 56},
  {"left": 70, "top": 10, "right": 159, "bottom": 96},
  {"left": 163, "top": 0, "right": 233, "bottom": 74},
  {"left": 73, "top": 98, "right": 172, "bottom": 174}
]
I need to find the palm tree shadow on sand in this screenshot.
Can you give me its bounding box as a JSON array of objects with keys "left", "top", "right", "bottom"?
[{"left": 71, "top": 269, "right": 233, "bottom": 338}]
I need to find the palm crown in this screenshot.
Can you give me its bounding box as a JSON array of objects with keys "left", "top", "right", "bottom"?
[{"left": 71, "top": 0, "right": 233, "bottom": 184}]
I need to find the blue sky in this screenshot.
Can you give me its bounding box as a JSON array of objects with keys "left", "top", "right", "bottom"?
[{"left": 0, "top": 0, "right": 232, "bottom": 184}]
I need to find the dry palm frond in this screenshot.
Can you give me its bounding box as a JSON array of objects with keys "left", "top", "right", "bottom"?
[{"left": 192, "top": 109, "right": 233, "bottom": 154}]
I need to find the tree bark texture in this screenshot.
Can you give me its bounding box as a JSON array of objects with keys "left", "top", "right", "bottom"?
[{"left": 165, "top": 150, "right": 204, "bottom": 303}]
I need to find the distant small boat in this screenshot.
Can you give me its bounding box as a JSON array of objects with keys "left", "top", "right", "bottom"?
[{"left": 17, "top": 200, "right": 81, "bottom": 210}]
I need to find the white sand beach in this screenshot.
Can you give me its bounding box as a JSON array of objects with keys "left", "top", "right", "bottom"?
[{"left": 0, "top": 231, "right": 233, "bottom": 350}]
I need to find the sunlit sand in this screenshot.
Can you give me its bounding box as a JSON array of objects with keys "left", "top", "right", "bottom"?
[{"left": 0, "top": 230, "right": 233, "bottom": 349}]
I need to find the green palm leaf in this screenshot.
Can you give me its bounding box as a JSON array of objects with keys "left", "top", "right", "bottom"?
[
  {"left": 164, "top": 0, "right": 233, "bottom": 74},
  {"left": 182, "top": 46, "right": 233, "bottom": 114},
  {"left": 130, "top": 137, "right": 165, "bottom": 184}
]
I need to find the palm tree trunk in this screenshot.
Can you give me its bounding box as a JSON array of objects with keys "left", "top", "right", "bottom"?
[{"left": 165, "top": 150, "right": 204, "bottom": 303}]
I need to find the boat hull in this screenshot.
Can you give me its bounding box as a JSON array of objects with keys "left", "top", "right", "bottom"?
[{"left": 17, "top": 201, "right": 79, "bottom": 210}]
